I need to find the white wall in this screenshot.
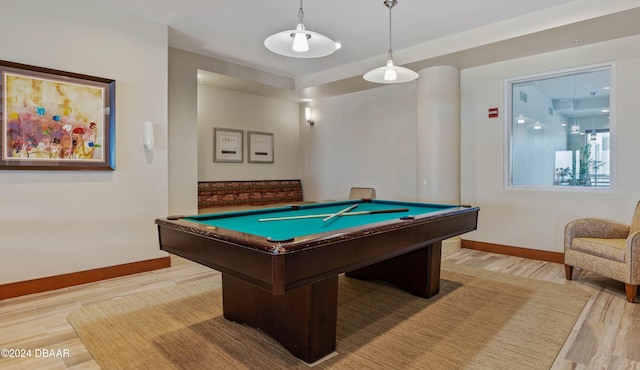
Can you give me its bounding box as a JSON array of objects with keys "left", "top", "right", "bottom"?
[
  {"left": 197, "top": 86, "right": 300, "bottom": 181},
  {"left": 0, "top": 0, "right": 168, "bottom": 284},
  {"left": 511, "top": 86, "right": 569, "bottom": 186},
  {"left": 460, "top": 34, "right": 640, "bottom": 252},
  {"left": 301, "top": 83, "right": 418, "bottom": 202},
  {"left": 168, "top": 48, "right": 297, "bottom": 215}
]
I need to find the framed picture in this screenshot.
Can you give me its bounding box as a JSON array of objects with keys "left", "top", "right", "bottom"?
[
  {"left": 0, "top": 60, "right": 115, "bottom": 170},
  {"left": 213, "top": 128, "right": 243, "bottom": 163},
  {"left": 248, "top": 131, "right": 274, "bottom": 163}
]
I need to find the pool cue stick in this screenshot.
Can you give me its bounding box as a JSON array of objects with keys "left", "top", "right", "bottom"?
[
  {"left": 258, "top": 208, "right": 409, "bottom": 222},
  {"left": 322, "top": 204, "right": 359, "bottom": 222}
]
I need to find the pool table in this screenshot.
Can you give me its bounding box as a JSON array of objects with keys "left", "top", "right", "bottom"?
[{"left": 155, "top": 199, "right": 479, "bottom": 363}]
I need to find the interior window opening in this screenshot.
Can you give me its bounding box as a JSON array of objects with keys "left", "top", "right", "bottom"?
[{"left": 506, "top": 64, "right": 613, "bottom": 189}]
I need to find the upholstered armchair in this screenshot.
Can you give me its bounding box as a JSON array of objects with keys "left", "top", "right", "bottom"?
[
  {"left": 348, "top": 187, "right": 376, "bottom": 200},
  {"left": 564, "top": 201, "right": 640, "bottom": 303}
]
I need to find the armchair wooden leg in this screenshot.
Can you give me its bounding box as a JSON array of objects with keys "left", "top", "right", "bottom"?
[
  {"left": 625, "top": 284, "right": 638, "bottom": 303},
  {"left": 564, "top": 265, "right": 574, "bottom": 280}
]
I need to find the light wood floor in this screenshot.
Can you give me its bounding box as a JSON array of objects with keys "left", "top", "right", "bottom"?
[{"left": 1, "top": 248, "right": 639, "bottom": 369}]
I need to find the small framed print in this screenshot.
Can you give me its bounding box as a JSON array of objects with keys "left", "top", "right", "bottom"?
[
  {"left": 213, "top": 128, "right": 243, "bottom": 163},
  {"left": 247, "top": 131, "right": 274, "bottom": 163}
]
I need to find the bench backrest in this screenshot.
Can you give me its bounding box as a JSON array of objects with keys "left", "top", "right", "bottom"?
[{"left": 198, "top": 180, "right": 303, "bottom": 209}]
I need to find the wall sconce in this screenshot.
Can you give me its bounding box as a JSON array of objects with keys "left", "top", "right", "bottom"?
[
  {"left": 305, "top": 107, "right": 314, "bottom": 125},
  {"left": 143, "top": 121, "right": 154, "bottom": 150}
]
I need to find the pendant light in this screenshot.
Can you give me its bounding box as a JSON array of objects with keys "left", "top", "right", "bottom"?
[
  {"left": 590, "top": 113, "right": 597, "bottom": 141},
  {"left": 571, "top": 120, "right": 580, "bottom": 134},
  {"left": 363, "top": 0, "right": 418, "bottom": 84},
  {"left": 264, "top": 0, "right": 338, "bottom": 58},
  {"left": 570, "top": 76, "right": 580, "bottom": 134}
]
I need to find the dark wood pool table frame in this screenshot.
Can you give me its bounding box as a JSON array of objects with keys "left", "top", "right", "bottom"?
[{"left": 155, "top": 202, "right": 479, "bottom": 363}]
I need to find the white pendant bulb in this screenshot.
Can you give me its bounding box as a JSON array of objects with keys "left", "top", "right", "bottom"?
[
  {"left": 383, "top": 60, "right": 397, "bottom": 81},
  {"left": 363, "top": 0, "right": 418, "bottom": 84},
  {"left": 264, "top": 0, "right": 337, "bottom": 58},
  {"left": 292, "top": 24, "right": 309, "bottom": 52}
]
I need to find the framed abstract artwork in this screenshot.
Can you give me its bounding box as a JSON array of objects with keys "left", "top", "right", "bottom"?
[
  {"left": 247, "top": 131, "right": 274, "bottom": 163},
  {"left": 213, "top": 127, "right": 243, "bottom": 163},
  {"left": 0, "top": 60, "right": 115, "bottom": 170}
]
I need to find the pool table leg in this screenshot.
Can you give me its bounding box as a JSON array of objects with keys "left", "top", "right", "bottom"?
[
  {"left": 345, "top": 241, "right": 442, "bottom": 298},
  {"left": 221, "top": 273, "right": 339, "bottom": 364}
]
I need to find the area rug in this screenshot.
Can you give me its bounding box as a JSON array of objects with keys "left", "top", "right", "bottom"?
[{"left": 67, "top": 262, "right": 590, "bottom": 369}]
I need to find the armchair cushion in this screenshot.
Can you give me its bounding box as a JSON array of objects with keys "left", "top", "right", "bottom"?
[
  {"left": 571, "top": 237, "right": 627, "bottom": 263},
  {"left": 564, "top": 218, "right": 630, "bottom": 241},
  {"left": 349, "top": 187, "right": 376, "bottom": 200}
]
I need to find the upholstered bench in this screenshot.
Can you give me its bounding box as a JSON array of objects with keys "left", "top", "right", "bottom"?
[{"left": 197, "top": 180, "right": 307, "bottom": 213}]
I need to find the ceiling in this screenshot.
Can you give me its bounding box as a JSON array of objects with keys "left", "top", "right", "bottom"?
[
  {"left": 515, "top": 68, "right": 611, "bottom": 120},
  {"left": 89, "top": 0, "right": 640, "bottom": 99}
]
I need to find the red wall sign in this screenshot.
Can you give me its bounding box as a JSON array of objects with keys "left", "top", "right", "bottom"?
[{"left": 488, "top": 107, "right": 499, "bottom": 118}]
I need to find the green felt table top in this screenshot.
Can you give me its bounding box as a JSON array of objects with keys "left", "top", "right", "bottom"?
[{"left": 184, "top": 199, "right": 459, "bottom": 242}]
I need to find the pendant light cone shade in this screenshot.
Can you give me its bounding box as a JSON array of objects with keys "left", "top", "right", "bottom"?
[
  {"left": 363, "top": 52, "right": 418, "bottom": 83},
  {"left": 364, "top": 0, "right": 418, "bottom": 84},
  {"left": 264, "top": 0, "right": 337, "bottom": 58}
]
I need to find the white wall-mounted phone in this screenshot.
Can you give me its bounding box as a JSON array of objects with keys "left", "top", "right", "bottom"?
[{"left": 143, "top": 121, "right": 154, "bottom": 150}]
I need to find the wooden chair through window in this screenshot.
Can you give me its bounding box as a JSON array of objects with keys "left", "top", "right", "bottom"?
[
  {"left": 348, "top": 187, "right": 376, "bottom": 200},
  {"left": 564, "top": 201, "right": 640, "bottom": 303}
]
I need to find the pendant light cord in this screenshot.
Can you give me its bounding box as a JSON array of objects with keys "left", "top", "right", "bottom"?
[
  {"left": 388, "top": 2, "right": 392, "bottom": 55},
  {"left": 298, "top": 0, "right": 304, "bottom": 25},
  {"left": 385, "top": 0, "right": 397, "bottom": 58}
]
